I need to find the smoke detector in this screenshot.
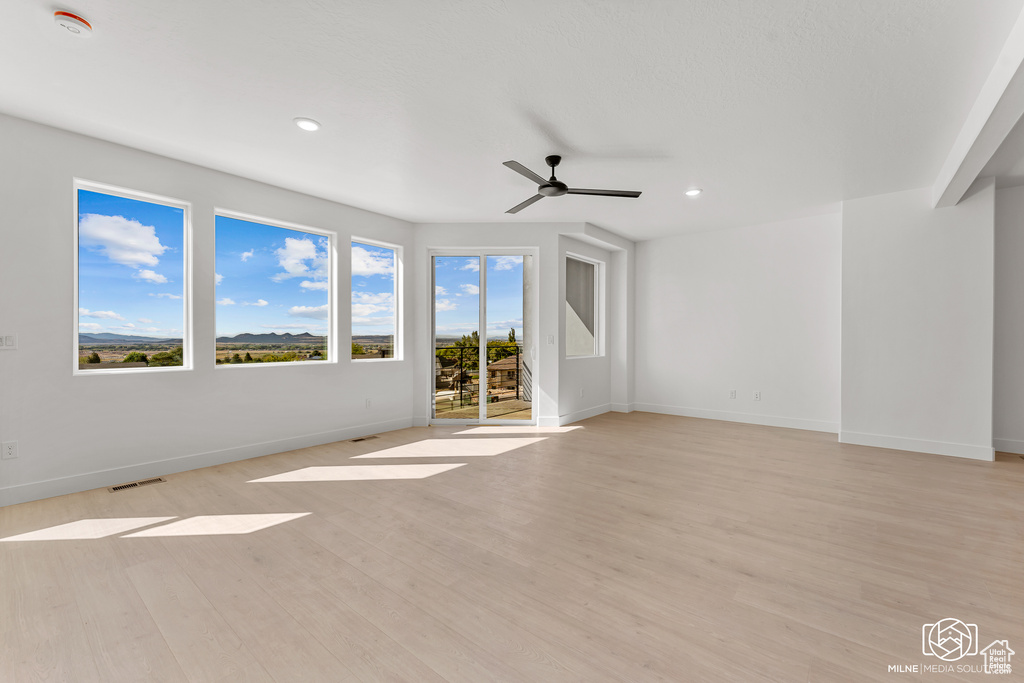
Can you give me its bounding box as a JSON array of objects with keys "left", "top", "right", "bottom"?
[{"left": 54, "top": 11, "right": 92, "bottom": 37}]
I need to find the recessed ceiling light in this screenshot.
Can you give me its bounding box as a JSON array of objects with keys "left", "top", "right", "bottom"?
[
  {"left": 293, "top": 117, "right": 321, "bottom": 132},
  {"left": 685, "top": 187, "right": 703, "bottom": 197},
  {"left": 54, "top": 10, "right": 92, "bottom": 37}
]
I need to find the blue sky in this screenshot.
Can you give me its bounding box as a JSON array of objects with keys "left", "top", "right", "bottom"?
[
  {"left": 78, "top": 189, "right": 185, "bottom": 338},
  {"left": 434, "top": 256, "right": 523, "bottom": 339},
  {"left": 215, "top": 216, "right": 330, "bottom": 337},
  {"left": 351, "top": 242, "right": 396, "bottom": 338}
]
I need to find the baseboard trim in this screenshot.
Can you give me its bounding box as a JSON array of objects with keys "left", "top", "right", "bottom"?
[
  {"left": 994, "top": 438, "right": 1024, "bottom": 455},
  {"left": 559, "top": 403, "right": 612, "bottom": 426},
  {"left": 610, "top": 403, "right": 635, "bottom": 413},
  {"left": 0, "top": 417, "right": 414, "bottom": 507},
  {"left": 840, "top": 431, "right": 995, "bottom": 461},
  {"left": 634, "top": 403, "right": 839, "bottom": 434}
]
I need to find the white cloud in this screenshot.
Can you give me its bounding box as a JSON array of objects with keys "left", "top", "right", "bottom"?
[
  {"left": 288, "top": 304, "right": 328, "bottom": 320},
  {"left": 79, "top": 214, "right": 169, "bottom": 268},
  {"left": 79, "top": 308, "right": 124, "bottom": 321},
  {"left": 79, "top": 322, "right": 103, "bottom": 332},
  {"left": 435, "top": 285, "right": 447, "bottom": 295},
  {"left": 353, "top": 292, "right": 393, "bottom": 305},
  {"left": 150, "top": 293, "right": 181, "bottom": 300},
  {"left": 215, "top": 273, "right": 224, "bottom": 286},
  {"left": 352, "top": 303, "right": 393, "bottom": 318},
  {"left": 243, "top": 299, "right": 269, "bottom": 307},
  {"left": 259, "top": 323, "right": 327, "bottom": 331},
  {"left": 460, "top": 259, "right": 480, "bottom": 272},
  {"left": 141, "top": 327, "right": 160, "bottom": 333},
  {"left": 435, "top": 298, "right": 457, "bottom": 312},
  {"left": 133, "top": 269, "right": 168, "bottom": 284},
  {"left": 486, "top": 318, "right": 523, "bottom": 332},
  {"left": 460, "top": 284, "right": 480, "bottom": 295},
  {"left": 352, "top": 245, "right": 394, "bottom": 277},
  {"left": 491, "top": 255, "right": 523, "bottom": 271},
  {"left": 273, "top": 236, "right": 328, "bottom": 283},
  {"left": 217, "top": 298, "right": 236, "bottom": 305},
  {"left": 300, "top": 280, "right": 328, "bottom": 291},
  {"left": 352, "top": 316, "right": 395, "bottom": 327},
  {"left": 240, "top": 249, "right": 254, "bottom": 262},
  {"left": 354, "top": 290, "right": 397, "bottom": 317},
  {"left": 138, "top": 318, "right": 154, "bottom": 323},
  {"left": 121, "top": 323, "right": 136, "bottom": 329}
]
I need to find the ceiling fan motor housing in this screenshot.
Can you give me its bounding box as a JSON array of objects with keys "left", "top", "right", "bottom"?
[{"left": 539, "top": 181, "right": 569, "bottom": 196}]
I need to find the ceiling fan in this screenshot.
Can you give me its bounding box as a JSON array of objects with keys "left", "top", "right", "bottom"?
[{"left": 502, "top": 155, "right": 642, "bottom": 214}]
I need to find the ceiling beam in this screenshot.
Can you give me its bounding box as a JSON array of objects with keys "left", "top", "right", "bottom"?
[{"left": 933, "top": 8, "right": 1024, "bottom": 208}]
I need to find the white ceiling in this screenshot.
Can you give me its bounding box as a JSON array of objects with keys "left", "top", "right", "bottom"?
[{"left": 3, "top": 0, "right": 1022, "bottom": 241}]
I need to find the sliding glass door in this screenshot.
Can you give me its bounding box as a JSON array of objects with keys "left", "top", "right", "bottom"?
[{"left": 432, "top": 253, "right": 533, "bottom": 423}]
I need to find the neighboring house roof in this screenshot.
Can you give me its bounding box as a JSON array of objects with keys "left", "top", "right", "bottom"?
[{"left": 487, "top": 355, "right": 521, "bottom": 372}]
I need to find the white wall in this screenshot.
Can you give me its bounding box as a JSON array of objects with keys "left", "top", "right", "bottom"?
[
  {"left": 994, "top": 185, "right": 1024, "bottom": 454},
  {"left": 0, "top": 114, "right": 416, "bottom": 505},
  {"left": 841, "top": 181, "right": 995, "bottom": 460},
  {"left": 634, "top": 213, "right": 842, "bottom": 432}
]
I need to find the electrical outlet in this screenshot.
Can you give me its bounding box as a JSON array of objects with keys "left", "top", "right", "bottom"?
[
  {"left": 729, "top": 389, "right": 736, "bottom": 399},
  {"left": 365, "top": 399, "right": 372, "bottom": 409},
  {"left": 0, "top": 334, "right": 16, "bottom": 350},
  {"left": 753, "top": 391, "right": 761, "bottom": 401},
  {"left": 579, "top": 388, "right": 584, "bottom": 398},
  {"left": 2, "top": 441, "right": 17, "bottom": 460}
]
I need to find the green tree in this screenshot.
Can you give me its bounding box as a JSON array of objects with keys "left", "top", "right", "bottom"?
[
  {"left": 352, "top": 343, "right": 365, "bottom": 355},
  {"left": 123, "top": 351, "right": 148, "bottom": 364},
  {"left": 244, "top": 351, "right": 253, "bottom": 362},
  {"left": 508, "top": 328, "right": 516, "bottom": 343},
  {"left": 86, "top": 352, "right": 101, "bottom": 364},
  {"left": 149, "top": 347, "right": 183, "bottom": 367},
  {"left": 231, "top": 353, "right": 242, "bottom": 364},
  {"left": 456, "top": 331, "right": 479, "bottom": 350}
]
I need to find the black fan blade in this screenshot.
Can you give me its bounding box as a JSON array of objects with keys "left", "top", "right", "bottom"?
[
  {"left": 566, "top": 188, "right": 642, "bottom": 198},
  {"left": 506, "top": 194, "right": 544, "bottom": 214},
  {"left": 503, "top": 160, "right": 547, "bottom": 185}
]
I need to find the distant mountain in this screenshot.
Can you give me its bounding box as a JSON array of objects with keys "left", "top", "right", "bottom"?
[
  {"left": 79, "top": 333, "right": 179, "bottom": 344},
  {"left": 216, "top": 332, "right": 324, "bottom": 344}
]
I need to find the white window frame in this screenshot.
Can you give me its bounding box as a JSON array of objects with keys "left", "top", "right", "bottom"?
[
  {"left": 214, "top": 208, "right": 336, "bottom": 369},
  {"left": 350, "top": 236, "right": 403, "bottom": 362},
  {"left": 73, "top": 179, "right": 193, "bottom": 376},
  {"left": 564, "top": 252, "right": 605, "bottom": 359}
]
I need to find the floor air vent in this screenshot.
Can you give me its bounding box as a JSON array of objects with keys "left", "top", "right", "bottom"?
[
  {"left": 350, "top": 435, "right": 380, "bottom": 443},
  {"left": 108, "top": 477, "right": 166, "bottom": 493}
]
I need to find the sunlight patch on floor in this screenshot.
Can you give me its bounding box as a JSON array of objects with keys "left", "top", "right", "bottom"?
[
  {"left": 0, "top": 517, "right": 177, "bottom": 542},
  {"left": 122, "top": 513, "right": 310, "bottom": 537},
  {"left": 351, "top": 437, "right": 546, "bottom": 459},
  {"left": 248, "top": 463, "right": 466, "bottom": 483}
]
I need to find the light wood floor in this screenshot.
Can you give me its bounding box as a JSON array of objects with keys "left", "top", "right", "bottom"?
[{"left": 2, "top": 413, "right": 1022, "bottom": 682}]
